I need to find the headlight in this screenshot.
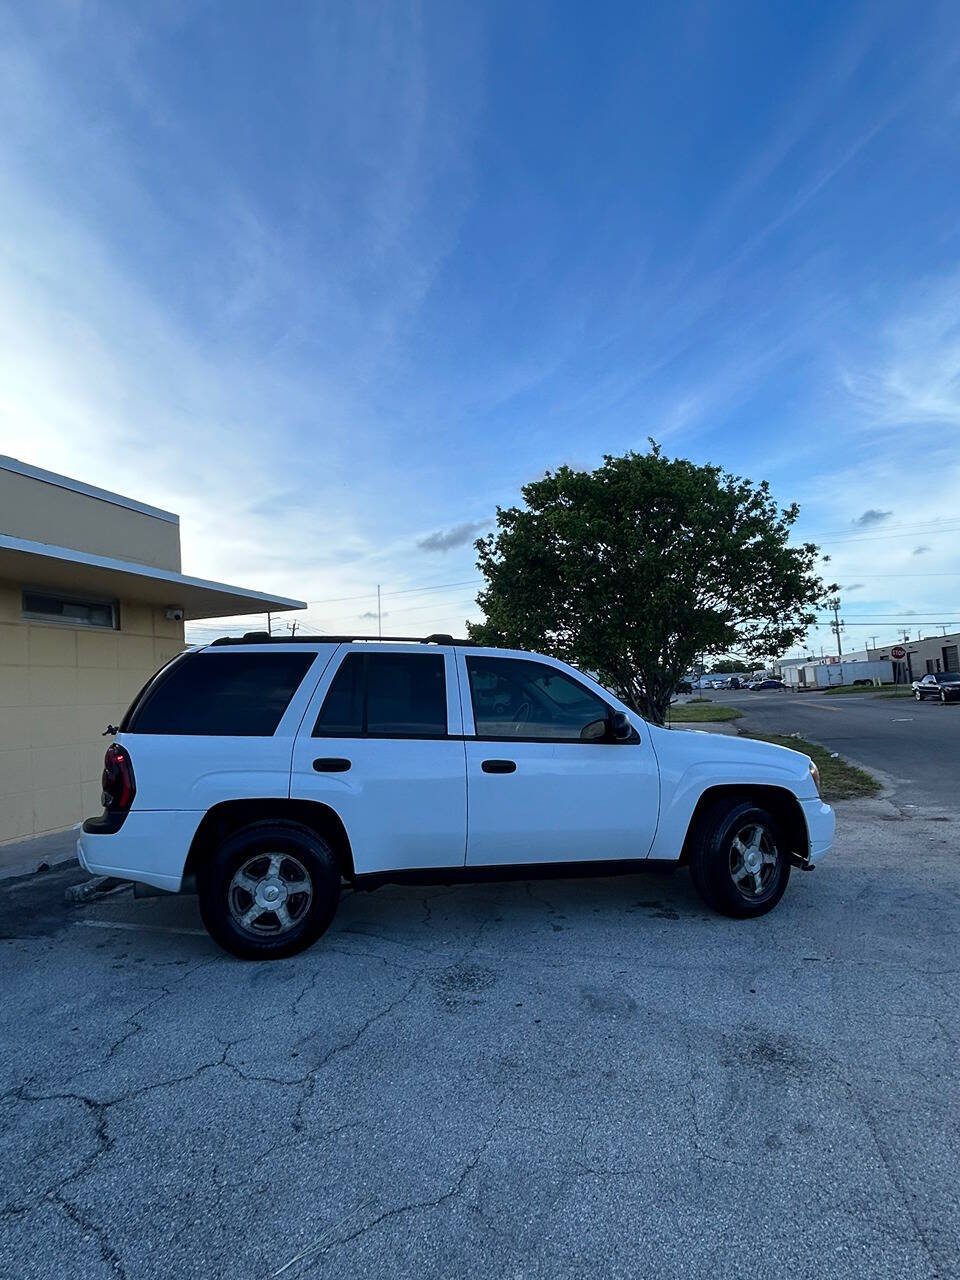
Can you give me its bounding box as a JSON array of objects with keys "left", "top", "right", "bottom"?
[{"left": 809, "top": 761, "right": 821, "bottom": 797}]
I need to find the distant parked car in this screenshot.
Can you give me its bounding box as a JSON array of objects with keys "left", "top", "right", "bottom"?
[
  {"left": 752, "top": 679, "right": 785, "bottom": 691},
  {"left": 725, "top": 677, "right": 742, "bottom": 689},
  {"left": 675, "top": 679, "right": 693, "bottom": 694},
  {"left": 912, "top": 672, "right": 960, "bottom": 702}
]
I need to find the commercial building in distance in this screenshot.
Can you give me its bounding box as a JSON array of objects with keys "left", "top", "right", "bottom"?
[{"left": 0, "top": 456, "right": 305, "bottom": 842}]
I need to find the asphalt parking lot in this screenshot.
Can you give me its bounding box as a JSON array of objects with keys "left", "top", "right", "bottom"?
[{"left": 2, "top": 794, "right": 958, "bottom": 1280}]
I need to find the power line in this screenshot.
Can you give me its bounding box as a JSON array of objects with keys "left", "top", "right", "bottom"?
[
  {"left": 817, "top": 516, "right": 960, "bottom": 537},
  {"left": 820, "top": 523, "right": 960, "bottom": 547},
  {"left": 834, "top": 572, "right": 960, "bottom": 578},
  {"left": 302, "top": 579, "right": 482, "bottom": 607}
]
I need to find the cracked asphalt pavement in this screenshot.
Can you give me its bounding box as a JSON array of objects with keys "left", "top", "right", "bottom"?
[{"left": 2, "top": 798, "right": 958, "bottom": 1279}]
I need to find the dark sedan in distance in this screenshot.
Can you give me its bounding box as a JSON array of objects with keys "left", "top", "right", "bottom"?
[{"left": 912, "top": 672, "right": 960, "bottom": 702}]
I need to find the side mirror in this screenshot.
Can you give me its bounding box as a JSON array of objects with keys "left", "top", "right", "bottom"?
[
  {"left": 610, "top": 710, "right": 633, "bottom": 741},
  {"left": 580, "top": 718, "right": 607, "bottom": 742}
]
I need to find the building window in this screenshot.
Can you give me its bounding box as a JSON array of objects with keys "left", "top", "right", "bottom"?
[
  {"left": 22, "top": 589, "right": 118, "bottom": 630},
  {"left": 926, "top": 659, "right": 935, "bottom": 674}
]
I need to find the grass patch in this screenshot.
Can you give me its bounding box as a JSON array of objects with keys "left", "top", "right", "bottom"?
[
  {"left": 821, "top": 683, "right": 887, "bottom": 695},
  {"left": 668, "top": 703, "right": 743, "bottom": 723},
  {"left": 739, "top": 731, "right": 881, "bottom": 800},
  {"left": 876, "top": 687, "right": 915, "bottom": 698}
]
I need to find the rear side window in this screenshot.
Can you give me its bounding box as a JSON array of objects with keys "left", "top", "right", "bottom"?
[
  {"left": 314, "top": 652, "right": 447, "bottom": 736},
  {"left": 126, "top": 652, "right": 315, "bottom": 736}
]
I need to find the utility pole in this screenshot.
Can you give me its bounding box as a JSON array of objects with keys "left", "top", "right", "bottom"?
[
  {"left": 286, "top": 619, "right": 299, "bottom": 638},
  {"left": 827, "top": 597, "right": 843, "bottom": 659},
  {"left": 266, "top": 612, "right": 272, "bottom": 636},
  {"left": 377, "top": 584, "right": 382, "bottom": 638},
  {"left": 869, "top": 635, "right": 877, "bottom": 651}
]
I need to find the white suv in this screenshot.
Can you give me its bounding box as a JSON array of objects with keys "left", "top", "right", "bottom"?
[{"left": 78, "top": 635, "right": 835, "bottom": 959}]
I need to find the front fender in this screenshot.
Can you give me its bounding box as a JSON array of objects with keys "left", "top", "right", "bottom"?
[{"left": 645, "top": 729, "right": 814, "bottom": 861}]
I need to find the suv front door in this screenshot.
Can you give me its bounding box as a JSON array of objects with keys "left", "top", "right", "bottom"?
[
  {"left": 457, "top": 653, "right": 660, "bottom": 866},
  {"left": 291, "top": 646, "right": 467, "bottom": 874}
]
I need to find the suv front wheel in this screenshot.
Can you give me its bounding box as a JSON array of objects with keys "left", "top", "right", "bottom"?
[
  {"left": 198, "top": 820, "right": 341, "bottom": 959},
  {"left": 689, "top": 799, "right": 791, "bottom": 918}
]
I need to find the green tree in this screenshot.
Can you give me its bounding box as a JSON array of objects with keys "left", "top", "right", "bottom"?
[
  {"left": 709, "top": 658, "right": 747, "bottom": 674},
  {"left": 467, "top": 444, "right": 833, "bottom": 725}
]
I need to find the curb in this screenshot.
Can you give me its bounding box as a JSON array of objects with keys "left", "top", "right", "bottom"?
[{"left": 64, "top": 877, "right": 131, "bottom": 904}]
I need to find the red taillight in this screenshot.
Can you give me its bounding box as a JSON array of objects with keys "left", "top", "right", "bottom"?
[{"left": 101, "top": 744, "right": 136, "bottom": 812}]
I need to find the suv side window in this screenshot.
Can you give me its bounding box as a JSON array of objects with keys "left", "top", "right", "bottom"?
[
  {"left": 466, "top": 656, "right": 610, "bottom": 740},
  {"left": 124, "top": 652, "right": 316, "bottom": 736},
  {"left": 314, "top": 652, "right": 447, "bottom": 737}
]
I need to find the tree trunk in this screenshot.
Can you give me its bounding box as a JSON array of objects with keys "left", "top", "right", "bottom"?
[{"left": 621, "top": 673, "right": 670, "bottom": 726}]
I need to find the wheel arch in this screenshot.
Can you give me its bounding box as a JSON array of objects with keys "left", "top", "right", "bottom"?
[
  {"left": 183, "top": 798, "right": 355, "bottom": 883},
  {"left": 678, "top": 784, "right": 809, "bottom": 866}
]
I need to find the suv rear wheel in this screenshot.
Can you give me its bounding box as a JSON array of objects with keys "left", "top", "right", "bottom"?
[
  {"left": 198, "top": 820, "right": 341, "bottom": 959},
  {"left": 689, "top": 799, "right": 791, "bottom": 918}
]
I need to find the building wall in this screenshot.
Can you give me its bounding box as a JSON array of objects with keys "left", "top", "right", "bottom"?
[
  {"left": 0, "top": 584, "right": 183, "bottom": 842},
  {"left": 872, "top": 632, "right": 960, "bottom": 679},
  {"left": 0, "top": 465, "right": 181, "bottom": 571}
]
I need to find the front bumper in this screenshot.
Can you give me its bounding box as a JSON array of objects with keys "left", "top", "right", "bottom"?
[{"left": 800, "top": 797, "right": 835, "bottom": 864}]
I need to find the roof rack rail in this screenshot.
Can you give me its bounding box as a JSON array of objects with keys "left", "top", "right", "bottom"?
[{"left": 207, "top": 633, "right": 478, "bottom": 647}]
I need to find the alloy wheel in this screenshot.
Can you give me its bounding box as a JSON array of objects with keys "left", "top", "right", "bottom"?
[
  {"left": 228, "top": 852, "right": 313, "bottom": 935},
  {"left": 729, "top": 823, "right": 779, "bottom": 899}
]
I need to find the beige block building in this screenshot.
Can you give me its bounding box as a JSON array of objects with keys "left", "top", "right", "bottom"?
[{"left": 0, "top": 457, "right": 304, "bottom": 842}]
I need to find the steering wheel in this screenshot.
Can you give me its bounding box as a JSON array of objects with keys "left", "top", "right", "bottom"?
[{"left": 512, "top": 699, "right": 532, "bottom": 735}]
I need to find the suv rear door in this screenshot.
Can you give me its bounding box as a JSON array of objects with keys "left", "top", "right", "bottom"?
[{"left": 291, "top": 644, "right": 467, "bottom": 874}]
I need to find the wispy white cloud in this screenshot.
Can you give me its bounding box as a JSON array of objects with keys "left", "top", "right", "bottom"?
[
  {"left": 0, "top": 2, "right": 487, "bottom": 633},
  {"left": 841, "top": 270, "right": 960, "bottom": 429}
]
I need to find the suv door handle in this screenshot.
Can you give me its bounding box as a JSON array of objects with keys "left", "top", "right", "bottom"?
[
  {"left": 481, "top": 759, "right": 516, "bottom": 774},
  {"left": 313, "top": 758, "right": 351, "bottom": 773}
]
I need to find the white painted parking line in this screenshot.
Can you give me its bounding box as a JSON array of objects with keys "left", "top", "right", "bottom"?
[
  {"left": 74, "top": 919, "right": 208, "bottom": 938},
  {"left": 891, "top": 718, "right": 914, "bottom": 722}
]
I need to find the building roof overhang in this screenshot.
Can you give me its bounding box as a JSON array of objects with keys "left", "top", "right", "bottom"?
[{"left": 0, "top": 534, "right": 305, "bottom": 620}]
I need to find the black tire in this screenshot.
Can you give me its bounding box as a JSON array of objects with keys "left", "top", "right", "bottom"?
[
  {"left": 914, "top": 689, "right": 922, "bottom": 701},
  {"left": 197, "top": 820, "right": 341, "bottom": 959},
  {"left": 689, "top": 800, "right": 791, "bottom": 919},
  {"left": 941, "top": 690, "right": 947, "bottom": 704}
]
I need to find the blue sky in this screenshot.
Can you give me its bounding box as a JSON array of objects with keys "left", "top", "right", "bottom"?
[{"left": 1, "top": 1, "right": 959, "bottom": 654}]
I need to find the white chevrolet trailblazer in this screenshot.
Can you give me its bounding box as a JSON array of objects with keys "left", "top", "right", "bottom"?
[{"left": 78, "top": 636, "right": 835, "bottom": 959}]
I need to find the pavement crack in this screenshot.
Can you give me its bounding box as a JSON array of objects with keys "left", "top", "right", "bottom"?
[
  {"left": 271, "top": 1110, "right": 503, "bottom": 1276},
  {"left": 50, "top": 1189, "right": 129, "bottom": 1278},
  {"left": 848, "top": 1081, "right": 946, "bottom": 1277}
]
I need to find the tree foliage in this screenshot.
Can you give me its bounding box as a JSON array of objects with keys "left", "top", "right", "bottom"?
[
  {"left": 709, "top": 658, "right": 747, "bottom": 674},
  {"left": 466, "top": 444, "right": 833, "bottom": 724}
]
